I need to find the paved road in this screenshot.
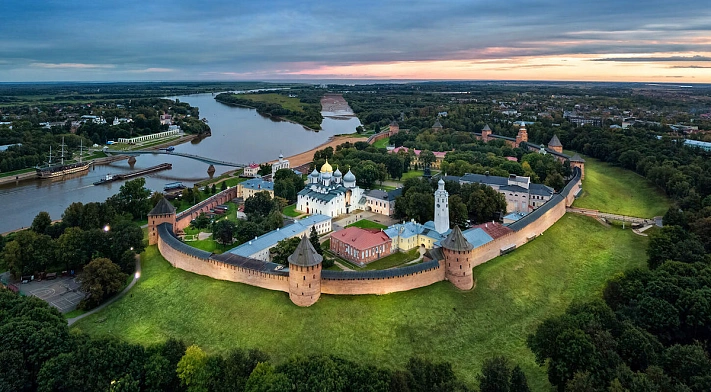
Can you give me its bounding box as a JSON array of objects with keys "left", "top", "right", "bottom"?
[{"left": 67, "top": 258, "right": 141, "bottom": 326}]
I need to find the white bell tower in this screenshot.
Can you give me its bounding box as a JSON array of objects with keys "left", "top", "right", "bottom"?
[{"left": 434, "top": 178, "right": 450, "bottom": 234}]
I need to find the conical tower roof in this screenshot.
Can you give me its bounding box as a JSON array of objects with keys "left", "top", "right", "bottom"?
[
  {"left": 570, "top": 153, "right": 586, "bottom": 163},
  {"left": 288, "top": 235, "right": 323, "bottom": 267},
  {"left": 548, "top": 134, "right": 563, "bottom": 147},
  {"left": 441, "top": 225, "right": 474, "bottom": 251},
  {"left": 482, "top": 124, "right": 492, "bottom": 131},
  {"left": 433, "top": 119, "right": 443, "bottom": 128},
  {"left": 148, "top": 197, "right": 176, "bottom": 216}
]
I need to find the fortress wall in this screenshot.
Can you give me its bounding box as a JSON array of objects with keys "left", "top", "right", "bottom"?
[
  {"left": 175, "top": 187, "right": 239, "bottom": 231},
  {"left": 157, "top": 227, "right": 289, "bottom": 292},
  {"left": 321, "top": 261, "right": 445, "bottom": 295}
]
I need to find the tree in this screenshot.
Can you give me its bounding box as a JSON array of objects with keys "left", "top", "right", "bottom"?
[
  {"left": 258, "top": 163, "right": 272, "bottom": 176},
  {"left": 449, "top": 194, "right": 469, "bottom": 228},
  {"left": 212, "top": 220, "right": 236, "bottom": 245},
  {"left": 244, "top": 191, "right": 275, "bottom": 218},
  {"left": 544, "top": 172, "right": 565, "bottom": 191},
  {"left": 647, "top": 226, "right": 706, "bottom": 269},
  {"left": 220, "top": 181, "right": 227, "bottom": 191},
  {"left": 386, "top": 154, "right": 404, "bottom": 180},
  {"left": 107, "top": 178, "right": 151, "bottom": 220},
  {"left": 509, "top": 366, "right": 530, "bottom": 392},
  {"left": 78, "top": 258, "right": 128, "bottom": 309},
  {"left": 244, "top": 362, "right": 290, "bottom": 392},
  {"left": 192, "top": 213, "right": 211, "bottom": 230},
  {"left": 463, "top": 183, "right": 507, "bottom": 223},
  {"left": 211, "top": 184, "right": 217, "bottom": 194},
  {"left": 478, "top": 356, "right": 511, "bottom": 392},
  {"left": 419, "top": 150, "right": 436, "bottom": 169},
  {"left": 309, "top": 226, "right": 323, "bottom": 255},
  {"left": 236, "top": 221, "right": 262, "bottom": 244},
  {"left": 270, "top": 237, "right": 301, "bottom": 265},
  {"left": 31, "top": 211, "right": 52, "bottom": 234},
  {"left": 177, "top": 345, "right": 208, "bottom": 392}
]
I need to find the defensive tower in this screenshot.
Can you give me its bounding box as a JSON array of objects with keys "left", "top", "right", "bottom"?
[
  {"left": 288, "top": 235, "right": 323, "bottom": 306},
  {"left": 148, "top": 198, "right": 176, "bottom": 245},
  {"left": 442, "top": 226, "right": 475, "bottom": 290}
]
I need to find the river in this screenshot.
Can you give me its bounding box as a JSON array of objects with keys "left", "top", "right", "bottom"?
[{"left": 0, "top": 93, "right": 362, "bottom": 233}]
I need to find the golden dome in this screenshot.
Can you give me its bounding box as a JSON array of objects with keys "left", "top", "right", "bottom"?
[{"left": 320, "top": 159, "right": 333, "bottom": 173}]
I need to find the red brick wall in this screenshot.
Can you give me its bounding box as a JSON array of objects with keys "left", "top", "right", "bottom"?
[
  {"left": 175, "top": 187, "right": 239, "bottom": 231},
  {"left": 289, "top": 263, "right": 321, "bottom": 307},
  {"left": 321, "top": 261, "right": 445, "bottom": 295},
  {"left": 157, "top": 232, "right": 289, "bottom": 292}
]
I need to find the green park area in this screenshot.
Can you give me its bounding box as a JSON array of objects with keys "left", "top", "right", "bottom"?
[
  {"left": 346, "top": 219, "right": 388, "bottom": 230},
  {"left": 573, "top": 155, "right": 670, "bottom": 218},
  {"left": 282, "top": 204, "right": 302, "bottom": 217},
  {"left": 239, "top": 93, "right": 304, "bottom": 112},
  {"left": 71, "top": 214, "right": 647, "bottom": 390},
  {"left": 373, "top": 137, "right": 390, "bottom": 149}
]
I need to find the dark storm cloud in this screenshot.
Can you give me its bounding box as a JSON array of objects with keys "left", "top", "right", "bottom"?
[{"left": 1, "top": 0, "right": 710, "bottom": 80}]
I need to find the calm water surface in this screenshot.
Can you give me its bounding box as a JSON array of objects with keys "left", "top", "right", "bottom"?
[{"left": 0, "top": 93, "right": 361, "bottom": 232}]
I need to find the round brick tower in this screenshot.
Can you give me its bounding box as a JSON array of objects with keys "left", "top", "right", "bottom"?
[
  {"left": 441, "top": 226, "right": 475, "bottom": 290},
  {"left": 288, "top": 235, "right": 323, "bottom": 307},
  {"left": 148, "top": 198, "right": 177, "bottom": 245}
]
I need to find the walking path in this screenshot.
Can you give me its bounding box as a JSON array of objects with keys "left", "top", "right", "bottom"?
[
  {"left": 67, "top": 258, "right": 141, "bottom": 326},
  {"left": 566, "top": 207, "right": 659, "bottom": 226}
]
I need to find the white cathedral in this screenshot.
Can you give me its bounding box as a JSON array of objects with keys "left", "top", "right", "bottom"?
[{"left": 296, "top": 160, "right": 366, "bottom": 217}]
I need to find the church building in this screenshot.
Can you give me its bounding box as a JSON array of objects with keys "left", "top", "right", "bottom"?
[{"left": 296, "top": 160, "right": 365, "bottom": 217}]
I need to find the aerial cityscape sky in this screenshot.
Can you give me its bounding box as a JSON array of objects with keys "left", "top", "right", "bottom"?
[{"left": 2, "top": 0, "right": 710, "bottom": 82}]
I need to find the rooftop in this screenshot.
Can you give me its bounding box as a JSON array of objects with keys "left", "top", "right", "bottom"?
[
  {"left": 229, "top": 214, "right": 330, "bottom": 257},
  {"left": 330, "top": 227, "right": 391, "bottom": 250},
  {"left": 288, "top": 235, "right": 323, "bottom": 267},
  {"left": 441, "top": 226, "right": 474, "bottom": 251},
  {"left": 148, "top": 198, "right": 176, "bottom": 216},
  {"left": 241, "top": 178, "right": 274, "bottom": 191}
]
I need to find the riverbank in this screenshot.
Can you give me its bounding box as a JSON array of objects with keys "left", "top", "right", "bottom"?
[{"left": 215, "top": 95, "right": 320, "bottom": 131}]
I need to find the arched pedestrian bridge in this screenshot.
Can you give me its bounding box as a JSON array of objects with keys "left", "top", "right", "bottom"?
[{"left": 103, "top": 149, "right": 246, "bottom": 168}]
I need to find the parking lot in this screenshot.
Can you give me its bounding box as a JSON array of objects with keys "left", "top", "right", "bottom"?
[{"left": 19, "top": 275, "right": 85, "bottom": 313}]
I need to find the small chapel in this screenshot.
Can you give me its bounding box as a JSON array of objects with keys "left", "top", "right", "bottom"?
[{"left": 296, "top": 160, "right": 365, "bottom": 217}]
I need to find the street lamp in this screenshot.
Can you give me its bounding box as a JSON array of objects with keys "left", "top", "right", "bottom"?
[{"left": 103, "top": 225, "right": 110, "bottom": 232}]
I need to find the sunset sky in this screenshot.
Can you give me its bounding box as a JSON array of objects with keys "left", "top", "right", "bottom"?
[{"left": 2, "top": 0, "right": 710, "bottom": 82}]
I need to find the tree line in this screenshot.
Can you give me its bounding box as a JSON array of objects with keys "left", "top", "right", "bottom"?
[
  {"left": 527, "top": 126, "right": 711, "bottom": 391},
  {"left": 215, "top": 92, "right": 323, "bottom": 130},
  {"left": 0, "top": 288, "right": 532, "bottom": 392}
]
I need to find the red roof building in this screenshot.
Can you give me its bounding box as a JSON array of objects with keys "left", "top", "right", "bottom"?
[{"left": 330, "top": 227, "right": 392, "bottom": 266}]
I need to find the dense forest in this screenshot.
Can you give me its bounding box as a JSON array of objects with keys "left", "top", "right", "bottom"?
[
  {"left": 1, "top": 287, "right": 536, "bottom": 391},
  {"left": 527, "top": 126, "right": 711, "bottom": 391}
]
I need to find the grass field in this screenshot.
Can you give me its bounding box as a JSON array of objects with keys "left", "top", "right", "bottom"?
[
  {"left": 373, "top": 137, "right": 390, "bottom": 149},
  {"left": 0, "top": 167, "right": 34, "bottom": 178},
  {"left": 72, "top": 214, "right": 647, "bottom": 390},
  {"left": 345, "top": 248, "right": 421, "bottom": 271},
  {"left": 572, "top": 155, "right": 670, "bottom": 218},
  {"left": 239, "top": 93, "right": 304, "bottom": 113},
  {"left": 346, "top": 219, "right": 388, "bottom": 230},
  {"left": 400, "top": 170, "right": 424, "bottom": 181},
  {"left": 282, "top": 204, "right": 302, "bottom": 218}
]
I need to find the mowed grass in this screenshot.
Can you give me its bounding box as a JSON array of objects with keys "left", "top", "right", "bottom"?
[
  {"left": 71, "top": 214, "right": 647, "bottom": 390},
  {"left": 400, "top": 170, "right": 424, "bottom": 181},
  {"left": 573, "top": 155, "right": 670, "bottom": 218},
  {"left": 282, "top": 204, "right": 302, "bottom": 218},
  {"left": 373, "top": 137, "right": 390, "bottom": 149},
  {"left": 239, "top": 93, "right": 304, "bottom": 113},
  {"left": 348, "top": 248, "right": 421, "bottom": 271},
  {"left": 346, "top": 219, "right": 388, "bottom": 230}
]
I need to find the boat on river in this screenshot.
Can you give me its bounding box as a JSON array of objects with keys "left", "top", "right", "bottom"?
[{"left": 35, "top": 138, "right": 90, "bottom": 179}]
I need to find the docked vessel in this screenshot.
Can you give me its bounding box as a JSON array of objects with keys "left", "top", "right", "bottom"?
[{"left": 35, "top": 138, "right": 90, "bottom": 179}]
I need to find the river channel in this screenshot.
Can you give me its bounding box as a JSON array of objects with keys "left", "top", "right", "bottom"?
[{"left": 0, "top": 93, "right": 362, "bottom": 233}]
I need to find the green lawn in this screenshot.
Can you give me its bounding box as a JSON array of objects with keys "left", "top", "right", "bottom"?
[
  {"left": 239, "top": 93, "right": 304, "bottom": 113},
  {"left": 346, "top": 219, "right": 388, "bottom": 230},
  {"left": 187, "top": 238, "right": 234, "bottom": 254},
  {"left": 0, "top": 167, "right": 35, "bottom": 178},
  {"left": 71, "top": 214, "right": 647, "bottom": 390},
  {"left": 350, "top": 248, "right": 421, "bottom": 271},
  {"left": 373, "top": 137, "right": 390, "bottom": 149},
  {"left": 282, "top": 204, "right": 302, "bottom": 218},
  {"left": 572, "top": 155, "right": 670, "bottom": 218},
  {"left": 400, "top": 170, "right": 424, "bottom": 181}
]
